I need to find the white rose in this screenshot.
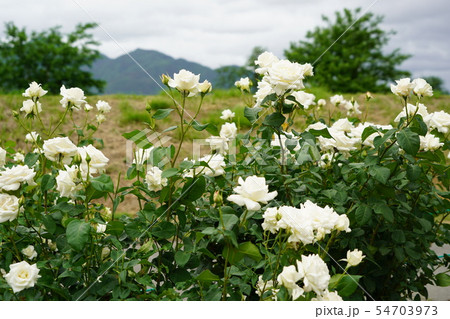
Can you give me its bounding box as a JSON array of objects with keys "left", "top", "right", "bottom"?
[
  {"left": 317, "top": 99, "right": 326, "bottom": 107},
  {"left": 77, "top": 145, "right": 109, "bottom": 175},
  {"left": 0, "top": 165, "right": 36, "bottom": 191},
  {"left": 335, "top": 214, "right": 351, "bottom": 232},
  {"left": 133, "top": 147, "right": 154, "bottom": 167},
  {"left": 0, "top": 147, "right": 6, "bottom": 167},
  {"left": 0, "top": 194, "right": 20, "bottom": 223},
  {"left": 227, "top": 175, "right": 277, "bottom": 211},
  {"left": 25, "top": 132, "right": 39, "bottom": 143},
  {"left": 330, "top": 95, "right": 344, "bottom": 106},
  {"left": 255, "top": 275, "right": 277, "bottom": 299},
  {"left": 262, "top": 207, "right": 280, "bottom": 234},
  {"left": 332, "top": 118, "right": 354, "bottom": 133},
  {"left": 60, "top": 85, "right": 86, "bottom": 110},
  {"left": 254, "top": 80, "right": 275, "bottom": 107},
  {"left": 20, "top": 100, "right": 42, "bottom": 115},
  {"left": 168, "top": 69, "right": 200, "bottom": 95},
  {"left": 412, "top": 78, "right": 433, "bottom": 97},
  {"left": 264, "top": 59, "right": 306, "bottom": 95},
  {"left": 390, "top": 78, "right": 414, "bottom": 97},
  {"left": 235, "top": 77, "right": 251, "bottom": 91},
  {"left": 271, "top": 132, "right": 300, "bottom": 152},
  {"left": 96, "top": 224, "right": 107, "bottom": 233},
  {"left": 312, "top": 290, "right": 343, "bottom": 301},
  {"left": 219, "top": 122, "right": 237, "bottom": 140},
  {"left": 84, "top": 104, "right": 93, "bottom": 111},
  {"left": 297, "top": 254, "right": 330, "bottom": 294},
  {"left": 220, "top": 109, "right": 235, "bottom": 121},
  {"left": 343, "top": 100, "right": 362, "bottom": 116},
  {"left": 307, "top": 122, "right": 328, "bottom": 131},
  {"left": 205, "top": 136, "right": 228, "bottom": 154},
  {"left": 255, "top": 51, "right": 279, "bottom": 75},
  {"left": 394, "top": 103, "right": 429, "bottom": 123},
  {"left": 318, "top": 152, "right": 334, "bottom": 169},
  {"left": 96, "top": 100, "right": 111, "bottom": 113},
  {"left": 289, "top": 91, "right": 316, "bottom": 109},
  {"left": 198, "top": 154, "right": 226, "bottom": 177},
  {"left": 424, "top": 111, "right": 450, "bottom": 133},
  {"left": 96, "top": 114, "right": 106, "bottom": 124},
  {"left": 4, "top": 261, "right": 41, "bottom": 293},
  {"left": 197, "top": 80, "right": 212, "bottom": 94},
  {"left": 318, "top": 128, "right": 359, "bottom": 155},
  {"left": 21, "top": 245, "right": 37, "bottom": 260},
  {"left": 277, "top": 206, "right": 314, "bottom": 244},
  {"left": 13, "top": 153, "right": 24, "bottom": 163},
  {"left": 145, "top": 166, "right": 168, "bottom": 192},
  {"left": 277, "top": 264, "right": 303, "bottom": 289},
  {"left": 420, "top": 133, "right": 443, "bottom": 152},
  {"left": 343, "top": 249, "right": 365, "bottom": 267},
  {"left": 301, "top": 63, "right": 314, "bottom": 77},
  {"left": 22, "top": 81, "right": 47, "bottom": 98},
  {"left": 43, "top": 137, "right": 78, "bottom": 164},
  {"left": 56, "top": 166, "right": 81, "bottom": 198}
]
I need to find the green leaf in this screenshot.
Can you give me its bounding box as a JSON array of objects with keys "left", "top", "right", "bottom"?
[
  {"left": 355, "top": 205, "right": 372, "bottom": 226},
  {"left": 42, "top": 215, "right": 56, "bottom": 234},
  {"left": 181, "top": 176, "right": 206, "bottom": 202},
  {"left": 161, "top": 168, "right": 179, "bottom": 179},
  {"left": 330, "top": 274, "right": 362, "bottom": 297},
  {"left": 196, "top": 269, "right": 220, "bottom": 282},
  {"left": 222, "top": 244, "right": 244, "bottom": 264},
  {"left": 41, "top": 174, "right": 56, "bottom": 192},
  {"left": 397, "top": 129, "right": 420, "bottom": 155},
  {"left": 106, "top": 221, "right": 124, "bottom": 236},
  {"left": 205, "top": 123, "right": 219, "bottom": 136},
  {"left": 244, "top": 106, "right": 262, "bottom": 123},
  {"left": 263, "top": 112, "right": 285, "bottom": 127},
  {"left": 152, "top": 221, "right": 176, "bottom": 239},
  {"left": 90, "top": 174, "right": 114, "bottom": 193},
  {"left": 175, "top": 251, "right": 190, "bottom": 267},
  {"left": 191, "top": 121, "right": 209, "bottom": 131},
  {"left": 361, "top": 126, "right": 379, "bottom": 142},
  {"left": 162, "top": 125, "right": 178, "bottom": 133},
  {"left": 238, "top": 242, "right": 262, "bottom": 261},
  {"left": 152, "top": 108, "right": 174, "bottom": 120},
  {"left": 24, "top": 153, "right": 40, "bottom": 168},
  {"left": 406, "top": 165, "right": 422, "bottom": 181},
  {"left": 369, "top": 166, "right": 391, "bottom": 185},
  {"left": 436, "top": 273, "right": 450, "bottom": 287},
  {"left": 66, "top": 220, "right": 90, "bottom": 251},
  {"left": 122, "top": 130, "right": 152, "bottom": 149},
  {"left": 309, "top": 128, "right": 332, "bottom": 139},
  {"left": 374, "top": 203, "right": 394, "bottom": 223},
  {"left": 392, "top": 230, "right": 406, "bottom": 243},
  {"left": 221, "top": 214, "right": 239, "bottom": 230}
]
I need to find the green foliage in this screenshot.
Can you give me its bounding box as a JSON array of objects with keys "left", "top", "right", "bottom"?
[
  {"left": 285, "top": 8, "right": 411, "bottom": 92},
  {"left": 423, "top": 76, "right": 448, "bottom": 94},
  {"left": 0, "top": 56, "right": 448, "bottom": 302},
  {"left": 0, "top": 22, "right": 105, "bottom": 94}
]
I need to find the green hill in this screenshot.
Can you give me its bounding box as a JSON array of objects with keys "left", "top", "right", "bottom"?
[{"left": 91, "top": 49, "right": 218, "bottom": 95}]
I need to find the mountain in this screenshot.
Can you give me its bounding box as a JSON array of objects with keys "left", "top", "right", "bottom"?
[{"left": 91, "top": 49, "right": 218, "bottom": 95}]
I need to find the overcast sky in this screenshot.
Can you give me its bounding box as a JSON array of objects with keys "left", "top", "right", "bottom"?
[{"left": 1, "top": 0, "right": 449, "bottom": 89}]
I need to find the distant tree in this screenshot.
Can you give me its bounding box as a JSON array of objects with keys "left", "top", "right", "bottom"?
[
  {"left": 285, "top": 8, "right": 411, "bottom": 93},
  {"left": 216, "top": 46, "right": 267, "bottom": 89},
  {"left": 423, "top": 76, "right": 448, "bottom": 94},
  {"left": 0, "top": 22, "right": 105, "bottom": 94}
]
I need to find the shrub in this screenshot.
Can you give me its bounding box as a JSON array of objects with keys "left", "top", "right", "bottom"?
[{"left": 0, "top": 57, "right": 448, "bottom": 301}]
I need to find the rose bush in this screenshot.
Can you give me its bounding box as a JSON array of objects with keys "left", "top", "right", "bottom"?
[{"left": 0, "top": 53, "right": 448, "bottom": 301}]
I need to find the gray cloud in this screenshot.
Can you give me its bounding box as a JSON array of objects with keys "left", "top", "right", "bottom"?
[{"left": 0, "top": 0, "right": 449, "bottom": 89}]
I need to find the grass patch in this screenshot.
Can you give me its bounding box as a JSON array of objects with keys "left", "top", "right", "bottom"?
[{"left": 118, "top": 100, "right": 150, "bottom": 125}]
